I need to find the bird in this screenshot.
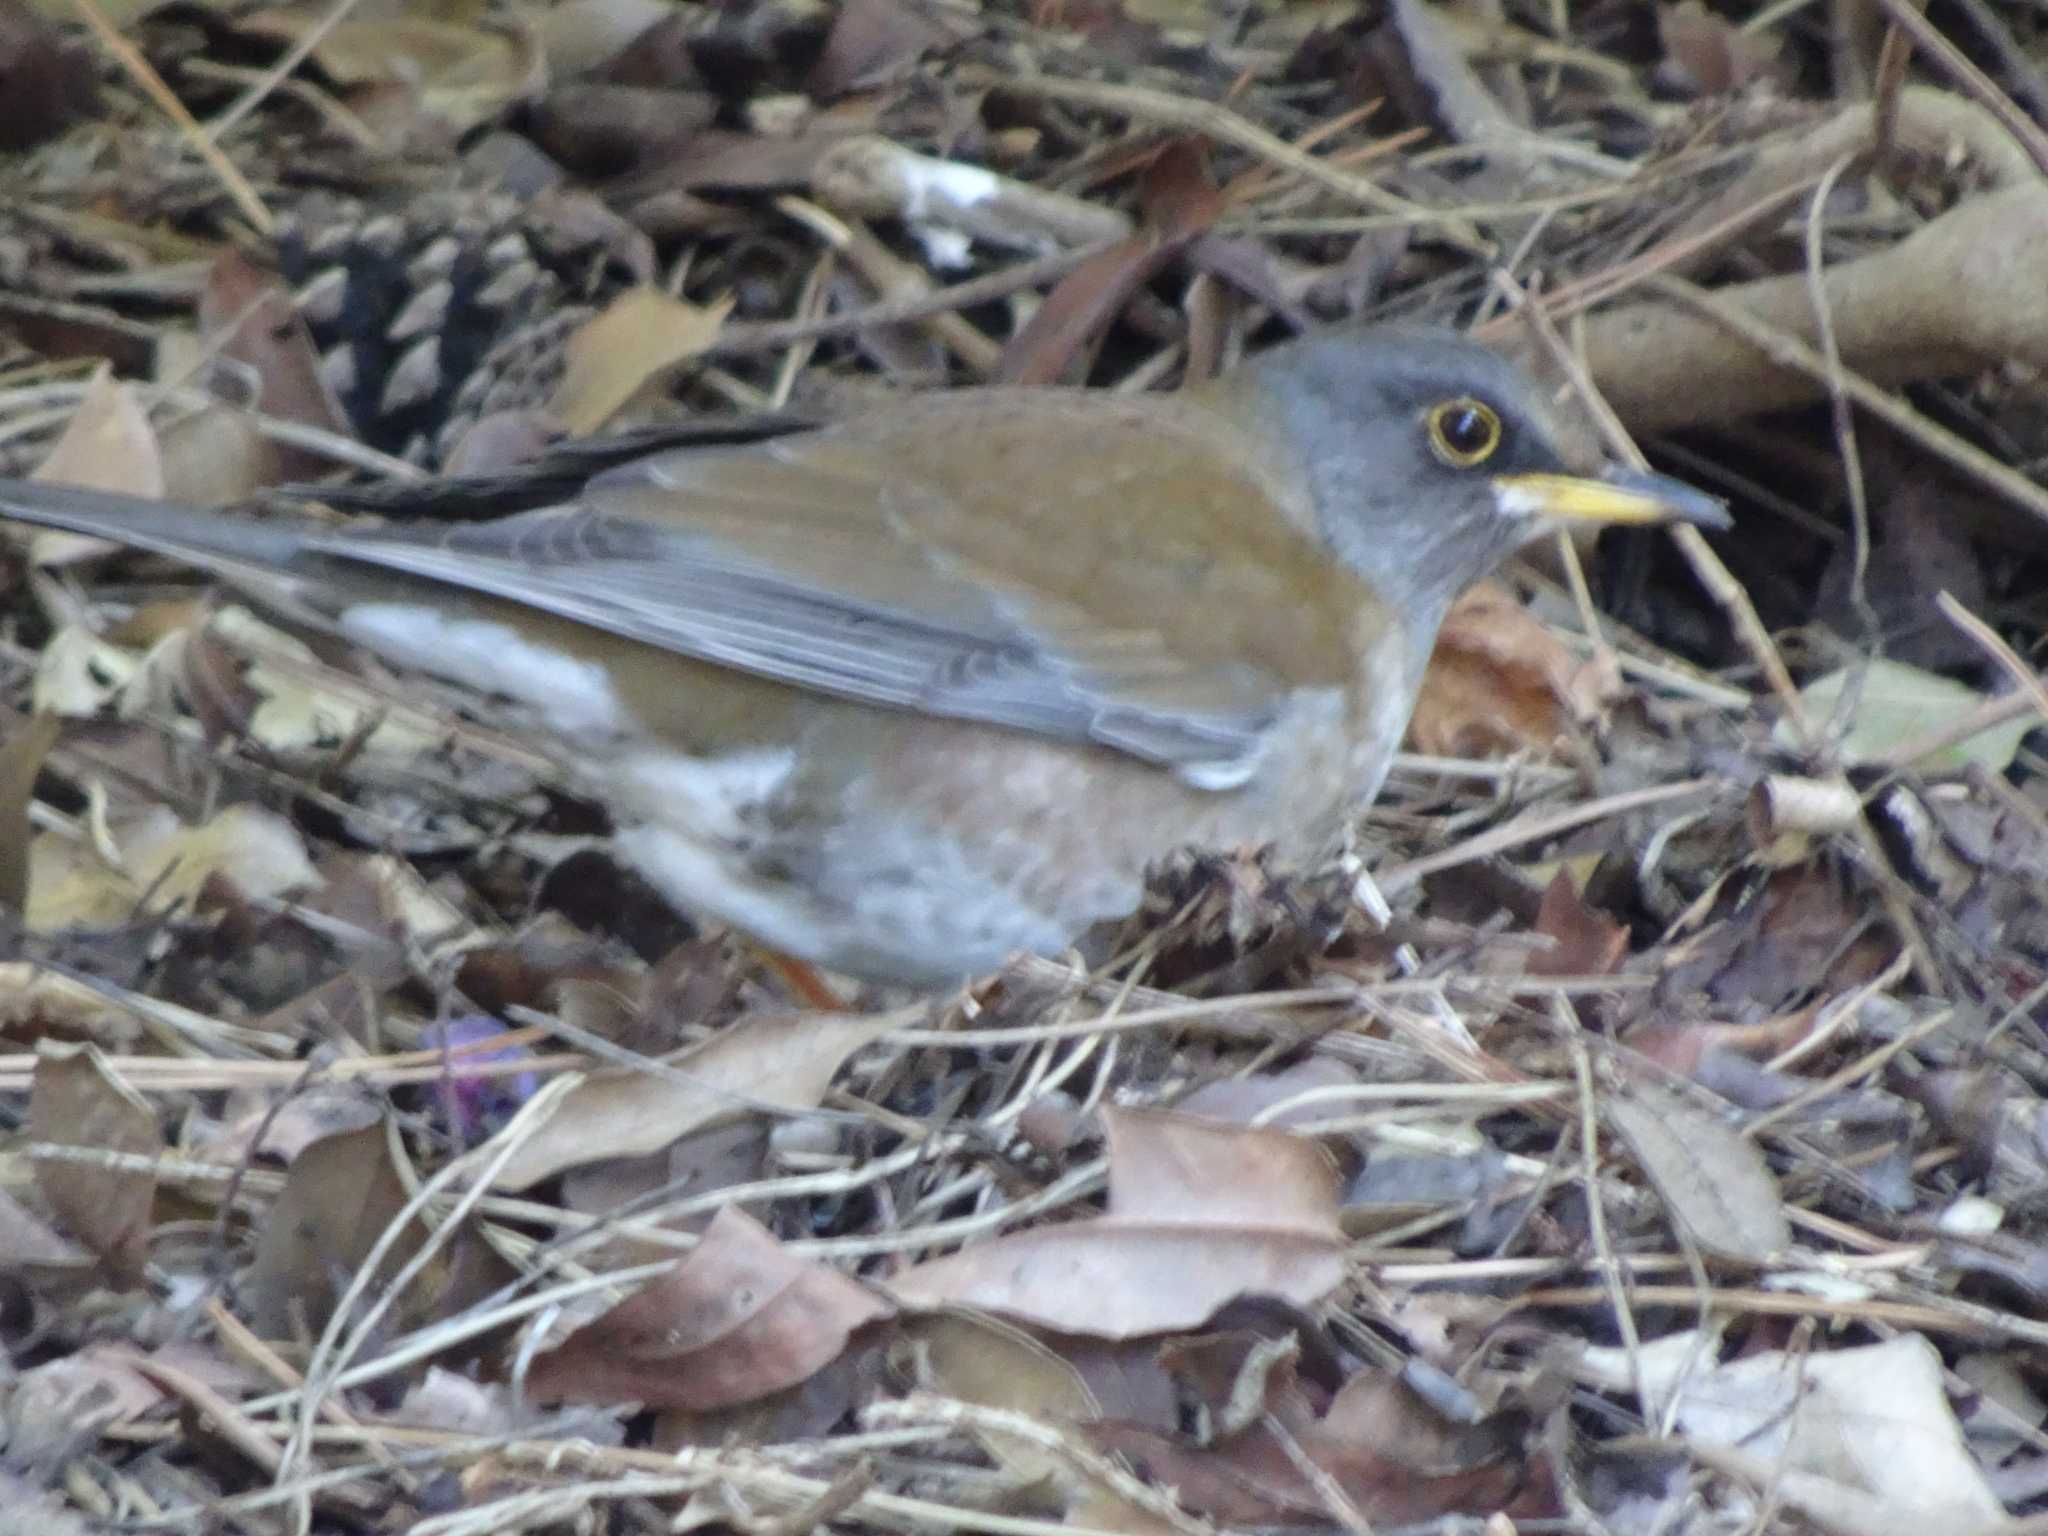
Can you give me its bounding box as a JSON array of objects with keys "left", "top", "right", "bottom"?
[{"left": 0, "top": 325, "right": 1726, "bottom": 986}]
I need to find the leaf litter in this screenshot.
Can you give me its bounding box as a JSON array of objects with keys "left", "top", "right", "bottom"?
[{"left": 10, "top": 0, "right": 2048, "bottom": 1532}]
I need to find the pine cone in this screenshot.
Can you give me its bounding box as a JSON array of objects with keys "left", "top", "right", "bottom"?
[{"left": 276, "top": 186, "right": 651, "bottom": 464}]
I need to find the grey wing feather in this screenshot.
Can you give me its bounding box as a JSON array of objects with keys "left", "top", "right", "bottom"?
[{"left": 319, "top": 503, "right": 1281, "bottom": 774}]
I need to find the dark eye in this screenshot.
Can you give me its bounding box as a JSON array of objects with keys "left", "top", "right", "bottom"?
[{"left": 1426, "top": 397, "right": 1502, "bottom": 467}]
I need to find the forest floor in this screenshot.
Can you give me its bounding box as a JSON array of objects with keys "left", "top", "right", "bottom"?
[{"left": 8, "top": 0, "right": 2048, "bottom": 1531}]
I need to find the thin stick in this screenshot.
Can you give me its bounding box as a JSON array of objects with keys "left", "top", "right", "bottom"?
[
  {"left": 1376, "top": 777, "right": 1721, "bottom": 894},
  {"left": 1867, "top": 0, "right": 2048, "bottom": 176},
  {"left": 68, "top": 0, "right": 273, "bottom": 234},
  {"left": 203, "top": 0, "right": 364, "bottom": 145},
  {"left": 1642, "top": 273, "right": 2048, "bottom": 534},
  {"left": 960, "top": 69, "right": 1489, "bottom": 252}
]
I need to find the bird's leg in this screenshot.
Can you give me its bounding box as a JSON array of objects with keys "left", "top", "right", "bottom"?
[{"left": 754, "top": 946, "right": 850, "bottom": 1010}]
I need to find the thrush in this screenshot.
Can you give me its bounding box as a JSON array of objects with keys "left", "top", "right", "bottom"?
[{"left": 0, "top": 326, "right": 1725, "bottom": 984}]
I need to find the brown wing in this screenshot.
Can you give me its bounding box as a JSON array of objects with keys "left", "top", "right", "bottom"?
[{"left": 319, "top": 389, "right": 1374, "bottom": 783}]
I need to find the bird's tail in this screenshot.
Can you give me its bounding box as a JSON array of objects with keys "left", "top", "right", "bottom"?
[{"left": 0, "top": 478, "right": 313, "bottom": 576}]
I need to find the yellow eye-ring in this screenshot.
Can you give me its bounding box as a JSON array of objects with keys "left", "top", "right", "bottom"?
[{"left": 1425, "top": 397, "right": 1502, "bottom": 467}]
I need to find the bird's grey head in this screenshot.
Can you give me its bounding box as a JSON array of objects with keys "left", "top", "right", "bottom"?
[{"left": 1234, "top": 324, "right": 1726, "bottom": 637}]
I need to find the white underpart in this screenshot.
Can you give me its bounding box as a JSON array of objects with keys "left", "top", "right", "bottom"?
[
  {"left": 609, "top": 748, "right": 796, "bottom": 845},
  {"left": 339, "top": 604, "right": 627, "bottom": 736},
  {"left": 1360, "top": 648, "right": 1416, "bottom": 797}
]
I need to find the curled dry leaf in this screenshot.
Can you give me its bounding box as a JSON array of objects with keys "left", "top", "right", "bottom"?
[
  {"left": 1580, "top": 1332, "right": 2005, "bottom": 1535},
  {"left": 234, "top": 6, "right": 543, "bottom": 135},
  {"left": 1091, "top": 1344, "right": 1555, "bottom": 1528},
  {"left": 22, "top": 370, "right": 164, "bottom": 567},
  {"left": 1656, "top": 0, "right": 1787, "bottom": 95},
  {"left": 1407, "top": 580, "right": 1618, "bottom": 759},
  {"left": 1528, "top": 870, "right": 1629, "bottom": 978},
  {"left": 526, "top": 1205, "right": 893, "bottom": 1410},
  {"left": 199, "top": 250, "right": 353, "bottom": 482},
  {"left": 893, "top": 1309, "right": 1101, "bottom": 1489},
  {"left": 995, "top": 139, "right": 1223, "bottom": 385},
  {"left": 29, "top": 1041, "right": 161, "bottom": 1284},
  {"left": 489, "top": 1008, "right": 910, "bottom": 1190},
  {"left": 550, "top": 287, "right": 733, "bottom": 435},
  {"left": 888, "top": 1107, "right": 1345, "bottom": 1337},
  {"left": 27, "top": 803, "right": 320, "bottom": 933}
]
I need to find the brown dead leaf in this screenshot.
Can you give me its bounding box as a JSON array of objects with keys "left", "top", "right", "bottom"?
[
  {"left": 551, "top": 287, "right": 732, "bottom": 434},
  {"left": 655, "top": 1341, "right": 881, "bottom": 1451},
  {"left": 527, "top": 1205, "right": 892, "bottom": 1409},
  {"left": 22, "top": 370, "right": 165, "bottom": 566},
  {"left": 1296, "top": 1367, "right": 1556, "bottom": 1526},
  {"left": 540, "top": 0, "right": 673, "bottom": 78},
  {"left": 1408, "top": 580, "right": 1617, "bottom": 758},
  {"left": 1528, "top": 870, "right": 1629, "bottom": 977},
  {"left": 28, "top": 802, "right": 320, "bottom": 932},
  {"left": 1660, "top": 863, "right": 1897, "bottom": 1012},
  {"left": 0, "top": 711, "right": 60, "bottom": 914},
  {"left": 490, "top": 1008, "right": 907, "bottom": 1190},
  {"left": 198, "top": 250, "right": 353, "bottom": 482},
  {"left": 1092, "top": 1350, "right": 1554, "bottom": 1528},
  {"left": 241, "top": 1124, "right": 511, "bottom": 1338},
  {"left": 996, "top": 139, "right": 1222, "bottom": 385},
  {"left": 895, "top": 1310, "right": 1101, "bottom": 1487},
  {"left": 888, "top": 1108, "right": 1345, "bottom": 1337},
  {"left": 1656, "top": 0, "right": 1787, "bottom": 95},
  {"left": 29, "top": 1041, "right": 161, "bottom": 1283},
  {"left": 4, "top": 1344, "right": 170, "bottom": 1472},
  {"left": 235, "top": 6, "right": 541, "bottom": 134},
  {"left": 0, "top": 4, "right": 97, "bottom": 151},
  {"left": 0, "top": 1183, "right": 93, "bottom": 1271},
  {"left": 808, "top": 0, "right": 947, "bottom": 97}
]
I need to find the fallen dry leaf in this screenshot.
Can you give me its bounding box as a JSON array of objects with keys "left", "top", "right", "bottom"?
[
  {"left": 234, "top": 6, "right": 542, "bottom": 135},
  {"left": 888, "top": 1107, "right": 1345, "bottom": 1337},
  {"left": 526, "top": 1204, "right": 892, "bottom": 1409},
  {"left": 0, "top": 1181, "right": 93, "bottom": 1271},
  {"left": 1605, "top": 1079, "right": 1790, "bottom": 1264},
  {"left": 489, "top": 1008, "right": 907, "bottom": 1190},
  {"left": 1407, "top": 580, "right": 1617, "bottom": 759},
  {"left": 28, "top": 802, "right": 320, "bottom": 932},
  {"left": 1527, "top": 869, "right": 1629, "bottom": 977},
  {"left": 1091, "top": 1347, "right": 1554, "bottom": 1528},
  {"left": 198, "top": 250, "right": 353, "bottom": 482},
  {"left": 894, "top": 1309, "right": 1102, "bottom": 1487},
  {"left": 995, "top": 139, "right": 1221, "bottom": 385},
  {"left": 22, "top": 370, "right": 164, "bottom": 566},
  {"left": 241, "top": 1124, "right": 512, "bottom": 1339},
  {"left": 1581, "top": 1332, "right": 2005, "bottom": 1535},
  {"left": 4, "top": 1344, "right": 170, "bottom": 1472},
  {"left": 29, "top": 1041, "right": 160, "bottom": 1284},
  {"left": 551, "top": 286, "right": 732, "bottom": 434}
]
